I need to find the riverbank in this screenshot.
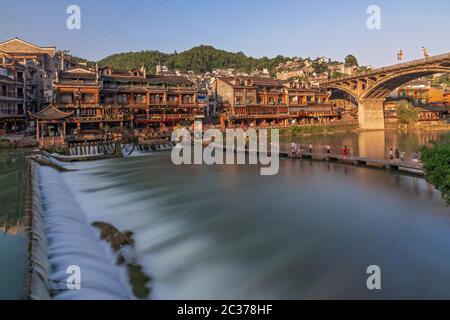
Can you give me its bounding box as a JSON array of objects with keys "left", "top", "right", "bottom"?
[
  {"left": 385, "top": 121, "right": 450, "bottom": 131},
  {"left": 0, "top": 135, "right": 38, "bottom": 149}
]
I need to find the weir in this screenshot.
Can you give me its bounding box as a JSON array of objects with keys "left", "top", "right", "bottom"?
[
  {"left": 25, "top": 156, "right": 134, "bottom": 300},
  {"left": 26, "top": 161, "right": 51, "bottom": 300}
]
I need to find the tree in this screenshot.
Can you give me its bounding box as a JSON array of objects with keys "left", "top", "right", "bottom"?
[
  {"left": 396, "top": 100, "right": 418, "bottom": 124},
  {"left": 421, "top": 141, "right": 450, "bottom": 205},
  {"left": 344, "top": 54, "right": 359, "bottom": 67},
  {"left": 312, "top": 61, "right": 328, "bottom": 74}
]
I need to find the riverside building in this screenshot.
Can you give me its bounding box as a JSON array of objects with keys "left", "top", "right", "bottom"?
[{"left": 216, "top": 76, "right": 338, "bottom": 127}]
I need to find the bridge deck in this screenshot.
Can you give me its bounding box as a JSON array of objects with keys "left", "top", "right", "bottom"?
[{"left": 287, "top": 152, "right": 424, "bottom": 175}]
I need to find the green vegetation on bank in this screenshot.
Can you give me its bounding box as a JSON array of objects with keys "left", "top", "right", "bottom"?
[
  {"left": 396, "top": 100, "right": 419, "bottom": 124},
  {"left": 279, "top": 124, "right": 357, "bottom": 136},
  {"left": 421, "top": 141, "right": 450, "bottom": 205},
  {"left": 43, "top": 145, "right": 70, "bottom": 155},
  {"left": 0, "top": 137, "right": 9, "bottom": 149}
]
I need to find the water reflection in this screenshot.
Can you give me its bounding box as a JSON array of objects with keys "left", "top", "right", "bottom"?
[
  {"left": 0, "top": 151, "right": 28, "bottom": 231},
  {"left": 0, "top": 150, "right": 29, "bottom": 299},
  {"left": 281, "top": 129, "right": 449, "bottom": 160}
]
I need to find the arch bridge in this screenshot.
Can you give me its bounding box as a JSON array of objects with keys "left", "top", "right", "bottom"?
[{"left": 320, "top": 53, "right": 450, "bottom": 129}]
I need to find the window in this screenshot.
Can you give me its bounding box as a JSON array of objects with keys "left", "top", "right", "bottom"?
[
  {"left": 150, "top": 95, "right": 160, "bottom": 103},
  {"left": 104, "top": 95, "right": 114, "bottom": 104},
  {"left": 84, "top": 93, "right": 94, "bottom": 103},
  {"left": 60, "top": 93, "right": 73, "bottom": 104},
  {"left": 118, "top": 94, "right": 127, "bottom": 104},
  {"left": 136, "top": 95, "right": 145, "bottom": 103}
]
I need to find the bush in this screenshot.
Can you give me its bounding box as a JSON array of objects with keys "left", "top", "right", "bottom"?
[
  {"left": 396, "top": 100, "right": 418, "bottom": 124},
  {"left": 43, "top": 145, "right": 70, "bottom": 155},
  {"left": 421, "top": 141, "right": 450, "bottom": 205}
]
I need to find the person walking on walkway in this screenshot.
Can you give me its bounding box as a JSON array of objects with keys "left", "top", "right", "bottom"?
[
  {"left": 395, "top": 148, "right": 400, "bottom": 160},
  {"left": 412, "top": 151, "right": 420, "bottom": 163},
  {"left": 400, "top": 151, "right": 406, "bottom": 162},
  {"left": 326, "top": 145, "right": 331, "bottom": 154},
  {"left": 309, "top": 144, "right": 313, "bottom": 154},
  {"left": 291, "top": 142, "right": 296, "bottom": 157},
  {"left": 343, "top": 145, "right": 348, "bottom": 158},
  {"left": 389, "top": 148, "right": 394, "bottom": 161}
]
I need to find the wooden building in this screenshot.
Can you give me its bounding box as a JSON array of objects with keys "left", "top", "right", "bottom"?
[
  {"left": 53, "top": 68, "right": 105, "bottom": 141},
  {"left": 134, "top": 75, "right": 204, "bottom": 133},
  {"left": 284, "top": 82, "right": 338, "bottom": 124},
  {"left": 216, "top": 76, "right": 289, "bottom": 127},
  {"left": 0, "top": 55, "right": 26, "bottom": 134},
  {"left": 216, "top": 76, "right": 338, "bottom": 127}
]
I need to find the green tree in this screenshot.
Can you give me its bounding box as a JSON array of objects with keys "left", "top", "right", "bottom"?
[
  {"left": 312, "top": 61, "right": 328, "bottom": 74},
  {"left": 344, "top": 54, "right": 359, "bottom": 67},
  {"left": 396, "top": 100, "right": 418, "bottom": 124},
  {"left": 421, "top": 141, "right": 450, "bottom": 205}
]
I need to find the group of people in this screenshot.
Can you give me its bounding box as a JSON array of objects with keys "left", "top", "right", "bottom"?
[
  {"left": 388, "top": 148, "right": 420, "bottom": 163},
  {"left": 290, "top": 143, "right": 352, "bottom": 158},
  {"left": 289, "top": 143, "right": 420, "bottom": 164}
]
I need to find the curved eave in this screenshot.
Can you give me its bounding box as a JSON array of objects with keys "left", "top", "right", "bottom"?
[{"left": 28, "top": 108, "right": 74, "bottom": 121}]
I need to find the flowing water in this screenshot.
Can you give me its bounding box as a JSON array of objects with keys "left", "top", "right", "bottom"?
[
  {"left": 0, "top": 130, "right": 449, "bottom": 299},
  {"left": 43, "top": 129, "right": 449, "bottom": 300}
]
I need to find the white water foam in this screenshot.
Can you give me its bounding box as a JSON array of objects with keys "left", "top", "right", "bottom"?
[{"left": 38, "top": 165, "right": 133, "bottom": 300}]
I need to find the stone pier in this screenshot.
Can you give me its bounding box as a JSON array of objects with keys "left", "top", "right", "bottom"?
[{"left": 358, "top": 98, "right": 385, "bottom": 130}]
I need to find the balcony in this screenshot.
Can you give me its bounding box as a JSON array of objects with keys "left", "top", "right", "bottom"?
[
  {"left": 232, "top": 106, "right": 289, "bottom": 119},
  {"left": 103, "top": 84, "right": 148, "bottom": 91}
]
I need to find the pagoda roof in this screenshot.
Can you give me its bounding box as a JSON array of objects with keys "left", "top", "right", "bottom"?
[{"left": 28, "top": 105, "right": 73, "bottom": 121}]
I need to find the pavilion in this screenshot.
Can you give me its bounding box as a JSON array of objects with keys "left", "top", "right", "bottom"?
[{"left": 28, "top": 105, "right": 73, "bottom": 146}]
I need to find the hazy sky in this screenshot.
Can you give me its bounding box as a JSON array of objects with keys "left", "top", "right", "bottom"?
[{"left": 0, "top": 0, "right": 448, "bottom": 67}]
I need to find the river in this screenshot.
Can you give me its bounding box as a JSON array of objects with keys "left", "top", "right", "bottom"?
[
  {"left": 0, "top": 129, "right": 449, "bottom": 299},
  {"left": 0, "top": 149, "right": 30, "bottom": 299}
]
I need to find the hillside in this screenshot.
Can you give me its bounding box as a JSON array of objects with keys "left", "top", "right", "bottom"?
[{"left": 98, "top": 45, "right": 292, "bottom": 75}]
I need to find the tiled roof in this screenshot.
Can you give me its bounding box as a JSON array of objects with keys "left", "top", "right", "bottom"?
[
  {"left": 28, "top": 105, "right": 73, "bottom": 120},
  {"left": 147, "top": 75, "right": 194, "bottom": 86}
]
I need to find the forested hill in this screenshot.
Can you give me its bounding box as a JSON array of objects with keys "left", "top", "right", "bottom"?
[{"left": 98, "top": 45, "right": 292, "bottom": 75}]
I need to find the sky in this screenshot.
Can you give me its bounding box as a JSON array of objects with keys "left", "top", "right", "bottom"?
[{"left": 0, "top": 0, "right": 449, "bottom": 67}]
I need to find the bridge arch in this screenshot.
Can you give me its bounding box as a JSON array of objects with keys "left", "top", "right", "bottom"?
[
  {"left": 319, "top": 53, "right": 450, "bottom": 129},
  {"left": 360, "top": 66, "right": 450, "bottom": 100}
]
